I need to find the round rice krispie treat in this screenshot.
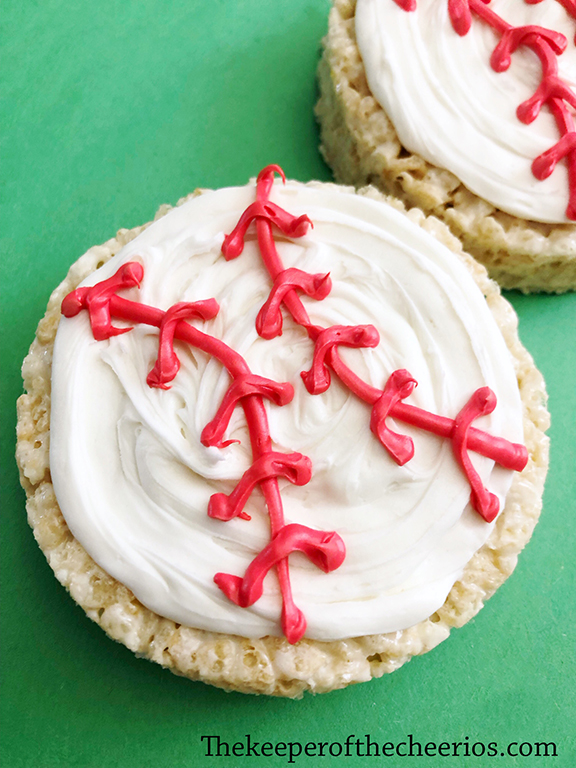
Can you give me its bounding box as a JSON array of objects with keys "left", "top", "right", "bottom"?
[
  {"left": 316, "top": 0, "right": 576, "bottom": 293},
  {"left": 16, "top": 167, "right": 549, "bottom": 697}
]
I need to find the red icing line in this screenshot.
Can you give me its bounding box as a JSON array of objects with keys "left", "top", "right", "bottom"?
[
  {"left": 61, "top": 262, "right": 143, "bottom": 340},
  {"left": 301, "top": 325, "right": 380, "bottom": 395},
  {"left": 256, "top": 268, "right": 331, "bottom": 339},
  {"left": 222, "top": 201, "right": 312, "bottom": 261},
  {"left": 370, "top": 369, "right": 417, "bottom": 465},
  {"left": 201, "top": 374, "right": 294, "bottom": 448},
  {"left": 393, "top": 0, "right": 417, "bottom": 11},
  {"left": 389, "top": 400, "right": 527, "bottom": 471},
  {"left": 207, "top": 452, "right": 312, "bottom": 522},
  {"left": 62, "top": 254, "right": 343, "bottom": 644},
  {"left": 62, "top": 164, "right": 530, "bottom": 644},
  {"left": 394, "top": 0, "right": 576, "bottom": 220},
  {"left": 225, "top": 165, "right": 528, "bottom": 479},
  {"left": 452, "top": 388, "right": 500, "bottom": 522},
  {"left": 214, "top": 524, "right": 346, "bottom": 608},
  {"left": 147, "top": 300, "right": 219, "bottom": 389}
]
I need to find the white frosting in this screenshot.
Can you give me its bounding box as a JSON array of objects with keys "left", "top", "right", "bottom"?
[
  {"left": 50, "top": 180, "right": 523, "bottom": 641},
  {"left": 355, "top": 0, "right": 576, "bottom": 223}
]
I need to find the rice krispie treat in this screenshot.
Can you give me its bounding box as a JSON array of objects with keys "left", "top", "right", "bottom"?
[
  {"left": 316, "top": 0, "right": 576, "bottom": 292},
  {"left": 16, "top": 167, "right": 549, "bottom": 697}
]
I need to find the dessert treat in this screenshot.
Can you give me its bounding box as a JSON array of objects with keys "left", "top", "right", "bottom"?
[
  {"left": 316, "top": 0, "right": 576, "bottom": 292},
  {"left": 16, "top": 167, "right": 549, "bottom": 697}
]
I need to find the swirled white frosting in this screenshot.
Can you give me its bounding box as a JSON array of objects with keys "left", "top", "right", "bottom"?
[
  {"left": 50, "top": 181, "right": 523, "bottom": 640},
  {"left": 355, "top": 0, "right": 576, "bottom": 223}
]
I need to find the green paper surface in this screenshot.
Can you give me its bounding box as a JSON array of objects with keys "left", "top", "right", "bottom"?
[{"left": 1, "top": 1, "right": 575, "bottom": 766}]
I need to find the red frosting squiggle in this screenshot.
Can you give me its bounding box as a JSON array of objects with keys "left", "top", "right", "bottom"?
[
  {"left": 221, "top": 165, "right": 528, "bottom": 525},
  {"left": 394, "top": 0, "right": 576, "bottom": 219},
  {"left": 61, "top": 258, "right": 345, "bottom": 644}
]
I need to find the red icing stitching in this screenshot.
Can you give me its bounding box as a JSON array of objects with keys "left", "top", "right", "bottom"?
[
  {"left": 62, "top": 262, "right": 143, "bottom": 340},
  {"left": 301, "top": 325, "right": 380, "bottom": 395},
  {"left": 394, "top": 0, "right": 576, "bottom": 220},
  {"left": 207, "top": 452, "right": 312, "bottom": 522},
  {"left": 147, "top": 300, "right": 219, "bottom": 389},
  {"left": 452, "top": 388, "right": 500, "bottom": 522},
  {"left": 256, "top": 268, "right": 331, "bottom": 339},
  {"left": 62, "top": 259, "right": 343, "bottom": 644},
  {"left": 201, "top": 374, "right": 294, "bottom": 448},
  {"left": 214, "top": 524, "right": 346, "bottom": 607},
  {"left": 61, "top": 165, "right": 529, "bottom": 643},
  {"left": 222, "top": 202, "right": 312, "bottom": 260},
  {"left": 370, "top": 369, "right": 418, "bottom": 465},
  {"left": 220, "top": 166, "right": 527, "bottom": 528}
]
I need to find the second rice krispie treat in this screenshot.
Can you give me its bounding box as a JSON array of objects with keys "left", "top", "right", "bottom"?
[{"left": 316, "top": 0, "right": 576, "bottom": 292}]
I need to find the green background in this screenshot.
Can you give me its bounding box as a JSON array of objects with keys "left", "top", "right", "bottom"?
[{"left": 1, "top": 1, "right": 575, "bottom": 766}]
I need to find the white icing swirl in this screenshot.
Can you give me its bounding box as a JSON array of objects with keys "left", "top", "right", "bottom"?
[
  {"left": 50, "top": 181, "right": 523, "bottom": 640},
  {"left": 355, "top": 0, "right": 576, "bottom": 223}
]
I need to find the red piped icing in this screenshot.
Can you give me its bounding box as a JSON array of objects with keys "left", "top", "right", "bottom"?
[
  {"left": 62, "top": 253, "right": 340, "bottom": 643},
  {"left": 61, "top": 262, "right": 143, "bottom": 340},
  {"left": 256, "top": 268, "right": 331, "bottom": 339},
  {"left": 222, "top": 202, "right": 312, "bottom": 260},
  {"left": 214, "top": 525, "right": 346, "bottom": 607},
  {"left": 61, "top": 164, "right": 529, "bottom": 643},
  {"left": 393, "top": 0, "right": 417, "bottom": 11},
  {"left": 207, "top": 452, "right": 312, "bottom": 522},
  {"left": 370, "top": 369, "right": 418, "bottom": 465},
  {"left": 301, "top": 324, "right": 380, "bottom": 395},
  {"left": 147, "top": 300, "right": 219, "bottom": 389},
  {"left": 201, "top": 374, "right": 294, "bottom": 448},
  {"left": 452, "top": 388, "right": 500, "bottom": 522},
  {"left": 393, "top": 0, "right": 576, "bottom": 220},
  {"left": 222, "top": 164, "right": 528, "bottom": 508}
]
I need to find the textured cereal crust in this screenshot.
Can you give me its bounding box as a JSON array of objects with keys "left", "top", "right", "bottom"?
[
  {"left": 16, "top": 183, "right": 549, "bottom": 698},
  {"left": 316, "top": 0, "right": 576, "bottom": 293}
]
